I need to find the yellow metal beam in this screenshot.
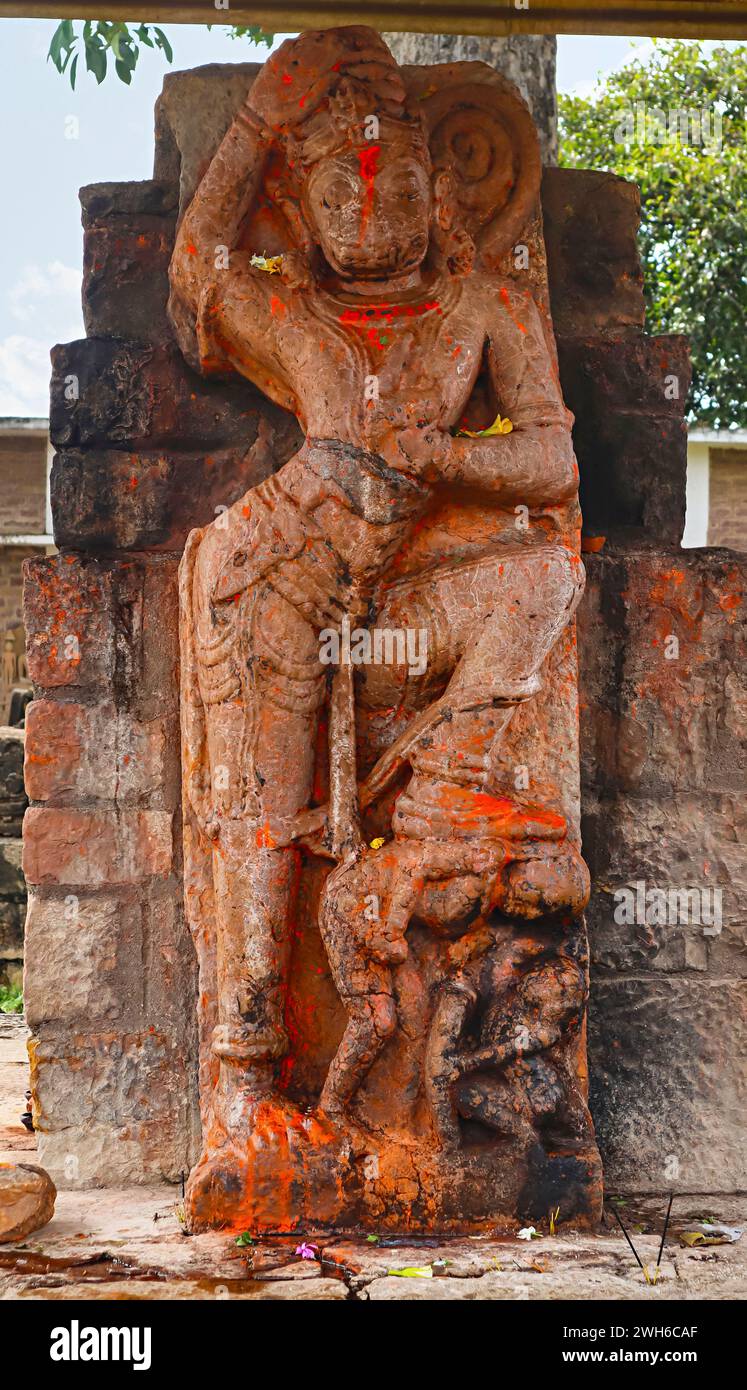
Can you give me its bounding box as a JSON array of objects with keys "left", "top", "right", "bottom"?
[{"left": 1, "top": 2, "right": 746, "bottom": 40}]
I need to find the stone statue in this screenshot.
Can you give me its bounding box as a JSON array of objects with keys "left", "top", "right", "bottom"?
[{"left": 169, "top": 26, "right": 602, "bottom": 1231}]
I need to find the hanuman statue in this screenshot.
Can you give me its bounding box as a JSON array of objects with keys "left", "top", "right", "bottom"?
[{"left": 170, "top": 26, "right": 601, "bottom": 1231}]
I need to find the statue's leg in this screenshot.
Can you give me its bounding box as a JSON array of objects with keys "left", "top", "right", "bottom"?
[
  {"left": 364, "top": 544, "right": 583, "bottom": 837},
  {"left": 210, "top": 829, "right": 297, "bottom": 1072},
  {"left": 317, "top": 857, "right": 397, "bottom": 1121},
  {"left": 424, "top": 979, "right": 478, "bottom": 1150},
  {"left": 320, "top": 994, "right": 397, "bottom": 1117},
  {"left": 203, "top": 581, "right": 326, "bottom": 1113}
]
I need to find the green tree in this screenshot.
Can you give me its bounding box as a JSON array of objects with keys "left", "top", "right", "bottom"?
[
  {"left": 48, "top": 20, "right": 273, "bottom": 89},
  {"left": 559, "top": 40, "right": 747, "bottom": 428}
]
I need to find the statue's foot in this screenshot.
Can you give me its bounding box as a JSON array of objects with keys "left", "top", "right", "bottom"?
[
  {"left": 316, "top": 1098, "right": 375, "bottom": 1159},
  {"left": 187, "top": 1092, "right": 346, "bottom": 1233},
  {"left": 186, "top": 1136, "right": 252, "bottom": 1233}
]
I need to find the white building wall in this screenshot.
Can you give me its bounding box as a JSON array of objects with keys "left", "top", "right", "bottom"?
[{"left": 682, "top": 440, "right": 710, "bottom": 548}]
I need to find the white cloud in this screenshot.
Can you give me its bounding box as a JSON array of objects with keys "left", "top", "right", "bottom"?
[
  {"left": 9, "top": 259, "right": 82, "bottom": 325},
  {"left": 1, "top": 260, "right": 83, "bottom": 415},
  {"left": 558, "top": 36, "right": 656, "bottom": 99},
  {"left": 0, "top": 334, "right": 54, "bottom": 415}
]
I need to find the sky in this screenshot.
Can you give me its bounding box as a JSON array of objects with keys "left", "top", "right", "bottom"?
[{"left": 0, "top": 22, "right": 665, "bottom": 416}]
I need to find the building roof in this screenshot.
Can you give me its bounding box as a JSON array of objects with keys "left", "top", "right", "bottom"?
[
  {"left": 0, "top": 418, "right": 48, "bottom": 432},
  {"left": 690, "top": 428, "right": 747, "bottom": 444}
]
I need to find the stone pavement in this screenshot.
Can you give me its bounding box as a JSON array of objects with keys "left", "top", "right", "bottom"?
[
  {"left": 1, "top": 1186, "right": 745, "bottom": 1301},
  {"left": 1, "top": 1017, "right": 745, "bottom": 1301}
]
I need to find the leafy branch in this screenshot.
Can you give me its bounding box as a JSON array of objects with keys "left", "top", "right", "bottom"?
[
  {"left": 559, "top": 40, "right": 747, "bottom": 427},
  {"left": 0, "top": 983, "right": 23, "bottom": 1014},
  {"left": 48, "top": 19, "right": 273, "bottom": 88}
]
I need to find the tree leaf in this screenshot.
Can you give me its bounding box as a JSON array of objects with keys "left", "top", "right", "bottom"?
[
  {"left": 47, "top": 20, "right": 276, "bottom": 89},
  {"left": 85, "top": 37, "right": 107, "bottom": 85},
  {"left": 48, "top": 19, "right": 74, "bottom": 72},
  {"left": 153, "top": 28, "right": 173, "bottom": 63}
]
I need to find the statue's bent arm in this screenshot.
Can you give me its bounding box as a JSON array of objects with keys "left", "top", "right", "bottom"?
[
  {"left": 171, "top": 105, "right": 271, "bottom": 314},
  {"left": 434, "top": 288, "right": 579, "bottom": 508}
]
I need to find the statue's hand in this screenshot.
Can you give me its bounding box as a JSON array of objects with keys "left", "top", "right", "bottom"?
[
  {"left": 453, "top": 1041, "right": 509, "bottom": 1075},
  {"left": 369, "top": 422, "right": 451, "bottom": 480},
  {"left": 237, "top": 102, "right": 274, "bottom": 145}
]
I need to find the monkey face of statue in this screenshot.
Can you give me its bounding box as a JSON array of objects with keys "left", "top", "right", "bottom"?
[{"left": 302, "top": 145, "right": 431, "bottom": 280}]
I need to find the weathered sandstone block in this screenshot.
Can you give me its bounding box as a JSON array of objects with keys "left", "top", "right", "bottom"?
[
  {"left": 29, "top": 1031, "right": 196, "bottom": 1185},
  {"left": 23, "top": 556, "right": 118, "bottom": 692},
  {"left": 24, "top": 553, "right": 182, "bottom": 722},
  {"left": 579, "top": 549, "right": 746, "bottom": 798},
  {"left": 49, "top": 339, "right": 300, "bottom": 455},
  {"left": 0, "top": 1163, "right": 56, "bottom": 1241},
  {"left": 558, "top": 336, "right": 691, "bottom": 543},
  {"left": 50, "top": 434, "right": 296, "bottom": 553},
  {"left": 542, "top": 167, "right": 645, "bottom": 337},
  {"left": 583, "top": 791, "right": 746, "bottom": 977},
  {"left": 579, "top": 544, "right": 746, "bottom": 1192},
  {"left": 22, "top": 807, "right": 173, "bottom": 887},
  {"left": 25, "top": 700, "right": 176, "bottom": 807},
  {"left": 24, "top": 892, "right": 143, "bottom": 1028},
  {"left": 588, "top": 976, "right": 746, "bottom": 1193},
  {"left": 81, "top": 180, "right": 177, "bottom": 343},
  {"left": 24, "top": 886, "right": 194, "bottom": 1033}
]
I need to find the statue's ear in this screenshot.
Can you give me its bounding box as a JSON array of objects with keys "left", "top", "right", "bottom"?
[{"left": 404, "top": 62, "right": 541, "bottom": 262}]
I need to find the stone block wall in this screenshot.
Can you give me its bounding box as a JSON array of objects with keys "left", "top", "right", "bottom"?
[
  {"left": 581, "top": 548, "right": 745, "bottom": 1192},
  {"left": 23, "top": 157, "right": 300, "bottom": 1185},
  {"left": 20, "top": 76, "right": 745, "bottom": 1197},
  {"left": 708, "top": 447, "right": 747, "bottom": 550},
  {"left": 0, "top": 432, "right": 48, "bottom": 537},
  {"left": 0, "top": 726, "right": 26, "bottom": 989},
  {"left": 0, "top": 428, "right": 50, "bottom": 631},
  {"left": 544, "top": 168, "right": 746, "bottom": 1195},
  {"left": 21, "top": 551, "right": 199, "bottom": 1182}
]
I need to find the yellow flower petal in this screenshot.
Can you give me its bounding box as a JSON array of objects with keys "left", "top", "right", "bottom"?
[
  {"left": 457, "top": 413, "right": 514, "bottom": 438},
  {"left": 250, "top": 253, "right": 283, "bottom": 275}
]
